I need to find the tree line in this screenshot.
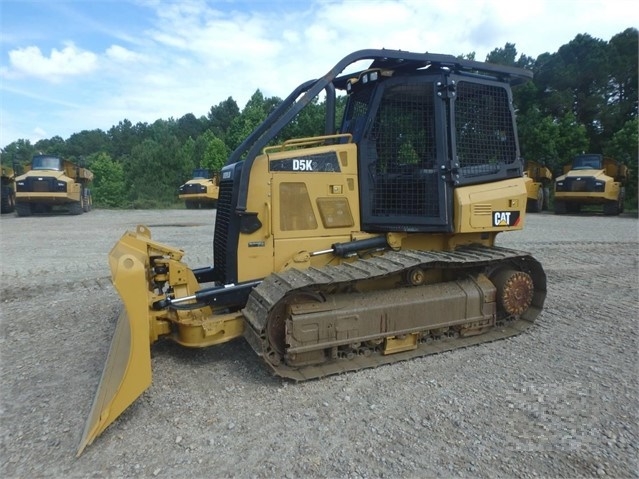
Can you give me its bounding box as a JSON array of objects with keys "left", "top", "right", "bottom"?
[{"left": 1, "top": 28, "right": 637, "bottom": 209}]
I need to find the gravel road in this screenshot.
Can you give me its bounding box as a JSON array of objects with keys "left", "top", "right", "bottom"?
[{"left": 1, "top": 209, "right": 637, "bottom": 478}]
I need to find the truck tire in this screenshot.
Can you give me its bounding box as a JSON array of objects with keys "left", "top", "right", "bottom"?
[
  {"left": 1, "top": 186, "right": 15, "bottom": 214},
  {"left": 83, "top": 190, "right": 93, "bottom": 212},
  {"left": 68, "top": 201, "right": 83, "bottom": 215},
  {"left": 532, "top": 188, "right": 543, "bottom": 213},
  {"left": 554, "top": 200, "right": 566, "bottom": 215},
  {"left": 542, "top": 187, "right": 550, "bottom": 211},
  {"left": 15, "top": 203, "right": 32, "bottom": 217},
  {"left": 566, "top": 203, "right": 581, "bottom": 213},
  {"left": 603, "top": 191, "right": 623, "bottom": 216}
]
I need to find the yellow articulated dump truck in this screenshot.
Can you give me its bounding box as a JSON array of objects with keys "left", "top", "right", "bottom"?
[
  {"left": 524, "top": 160, "right": 552, "bottom": 212},
  {"left": 178, "top": 168, "right": 220, "bottom": 209},
  {"left": 78, "top": 49, "right": 547, "bottom": 455},
  {"left": 14, "top": 155, "right": 93, "bottom": 216},
  {"left": 554, "top": 153, "right": 627, "bottom": 215},
  {"left": 1, "top": 165, "right": 16, "bottom": 214}
]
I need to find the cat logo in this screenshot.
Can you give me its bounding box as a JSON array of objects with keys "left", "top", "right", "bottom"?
[{"left": 493, "top": 211, "right": 521, "bottom": 227}]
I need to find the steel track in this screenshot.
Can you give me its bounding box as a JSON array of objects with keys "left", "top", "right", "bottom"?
[{"left": 242, "top": 245, "right": 546, "bottom": 380}]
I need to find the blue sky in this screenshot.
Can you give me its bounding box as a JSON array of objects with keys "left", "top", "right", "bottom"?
[{"left": 0, "top": 0, "right": 635, "bottom": 149}]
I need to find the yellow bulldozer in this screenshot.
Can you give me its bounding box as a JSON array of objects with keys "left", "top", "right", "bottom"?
[
  {"left": 14, "top": 155, "right": 93, "bottom": 216},
  {"left": 78, "top": 49, "right": 547, "bottom": 455},
  {"left": 178, "top": 168, "right": 220, "bottom": 209},
  {"left": 524, "top": 160, "right": 552, "bottom": 212}
]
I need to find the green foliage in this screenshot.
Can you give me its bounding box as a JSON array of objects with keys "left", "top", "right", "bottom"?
[
  {"left": 86, "top": 152, "right": 126, "bottom": 207},
  {"left": 65, "top": 130, "right": 110, "bottom": 162},
  {"left": 208, "top": 97, "right": 240, "bottom": 141},
  {"left": 0, "top": 139, "right": 34, "bottom": 169},
  {"left": 485, "top": 42, "right": 534, "bottom": 68},
  {"left": 176, "top": 137, "right": 198, "bottom": 183},
  {"left": 604, "top": 118, "right": 639, "bottom": 208},
  {"left": 533, "top": 33, "right": 625, "bottom": 152},
  {"left": 125, "top": 135, "right": 184, "bottom": 207},
  {"left": 458, "top": 52, "right": 476, "bottom": 61},
  {"left": 555, "top": 114, "right": 590, "bottom": 165},
  {"left": 181, "top": 131, "right": 229, "bottom": 179},
  {"left": 176, "top": 113, "right": 207, "bottom": 142},
  {"left": 226, "top": 90, "right": 275, "bottom": 151},
  {"left": 34, "top": 136, "right": 66, "bottom": 157},
  {"left": 518, "top": 109, "right": 559, "bottom": 164},
  {"left": 279, "top": 97, "right": 326, "bottom": 140},
  {"left": 519, "top": 108, "right": 589, "bottom": 173},
  {"left": 202, "top": 134, "right": 229, "bottom": 172}
]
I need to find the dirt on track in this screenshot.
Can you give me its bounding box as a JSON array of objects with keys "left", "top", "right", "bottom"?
[{"left": 1, "top": 209, "right": 638, "bottom": 478}]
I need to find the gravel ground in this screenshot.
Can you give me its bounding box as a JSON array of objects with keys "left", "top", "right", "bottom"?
[{"left": 1, "top": 209, "right": 637, "bottom": 478}]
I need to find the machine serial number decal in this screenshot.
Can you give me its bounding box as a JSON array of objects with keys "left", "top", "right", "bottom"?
[
  {"left": 492, "top": 211, "right": 521, "bottom": 227},
  {"left": 270, "top": 152, "right": 341, "bottom": 173},
  {"left": 248, "top": 241, "right": 265, "bottom": 247}
]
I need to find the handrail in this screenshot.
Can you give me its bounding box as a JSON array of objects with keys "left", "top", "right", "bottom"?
[{"left": 262, "top": 134, "right": 353, "bottom": 154}]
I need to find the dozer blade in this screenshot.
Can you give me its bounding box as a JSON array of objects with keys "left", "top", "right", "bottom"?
[
  {"left": 77, "top": 227, "right": 164, "bottom": 456},
  {"left": 76, "top": 308, "right": 150, "bottom": 456}
]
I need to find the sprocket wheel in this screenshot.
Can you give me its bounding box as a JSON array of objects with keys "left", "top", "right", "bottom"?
[{"left": 491, "top": 269, "right": 535, "bottom": 317}]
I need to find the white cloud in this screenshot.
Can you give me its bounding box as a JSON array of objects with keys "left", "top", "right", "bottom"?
[
  {"left": 0, "top": 0, "right": 634, "bottom": 147},
  {"left": 6, "top": 42, "right": 98, "bottom": 81},
  {"left": 105, "top": 45, "right": 145, "bottom": 63}
]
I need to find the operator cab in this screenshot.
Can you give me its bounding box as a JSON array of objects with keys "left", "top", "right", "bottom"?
[{"left": 339, "top": 65, "right": 523, "bottom": 232}]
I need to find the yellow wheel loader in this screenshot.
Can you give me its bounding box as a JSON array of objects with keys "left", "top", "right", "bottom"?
[{"left": 78, "top": 49, "right": 547, "bottom": 455}]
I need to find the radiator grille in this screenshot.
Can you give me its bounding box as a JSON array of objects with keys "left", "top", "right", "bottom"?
[
  {"left": 213, "top": 179, "right": 233, "bottom": 282},
  {"left": 17, "top": 177, "right": 59, "bottom": 192},
  {"left": 181, "top": 183, "right": 206, "bottom": 194},
  {"left": 556, "top": 176, "right": 599, "bottom": 192}
]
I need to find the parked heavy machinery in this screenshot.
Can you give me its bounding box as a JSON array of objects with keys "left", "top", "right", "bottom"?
[
  {"left": 1, "top": 164, "right": 16, "bottom": 214},
  {"left": 554, "top": 153, "right": 627, "bottom": 215},
  {"left": 524, "top": 160, "right": 552, "bottom": 212},
  {"left": 178, "top": 168, "right": 220, "bottom": 209},
  {"left": 78, "top": 49, "right": 547, "bottom": 455},
  {"left": 14, "top": 155, "right": 93, "bottom": 216}
]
